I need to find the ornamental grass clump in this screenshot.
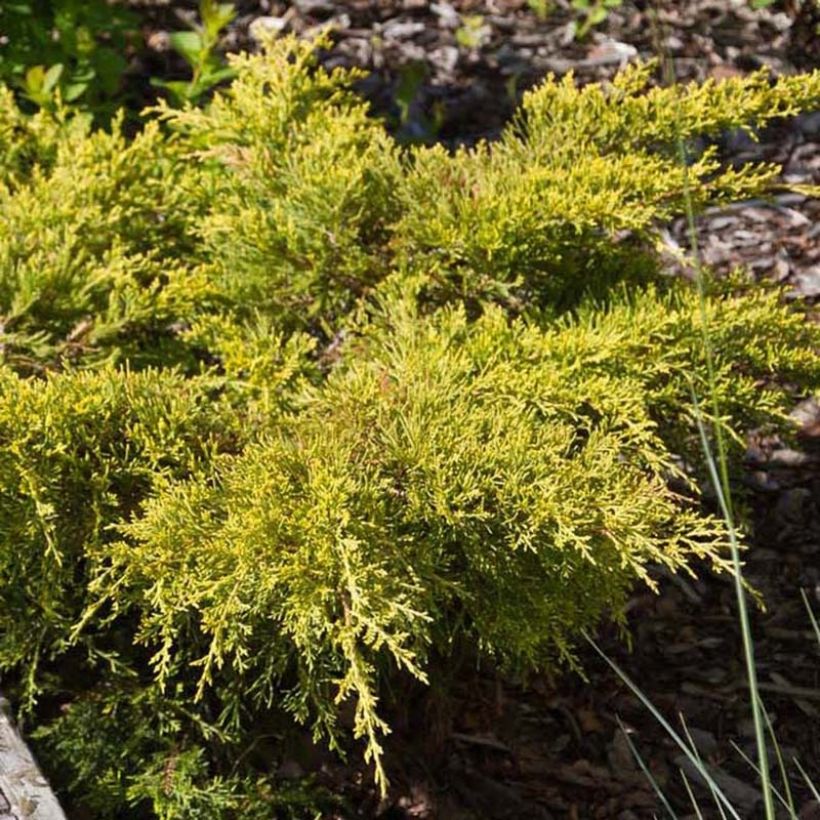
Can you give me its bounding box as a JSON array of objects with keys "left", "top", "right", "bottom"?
[{"left": 0, "top": 34, "right": 818, "bottom": 818}]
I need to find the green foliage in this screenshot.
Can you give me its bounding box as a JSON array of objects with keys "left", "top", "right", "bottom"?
[
  {"left": 0, "top": 84, "right": 81, "bottom": 181},
  {"left": 96, "top": 285, "right": 819, "bottom": 791},
  {"left": 160, "top": 35, "right": 401, "bottom": 337},
  {"left": 571, "top": 0, "right": 623, "bottom": 39},
  {"left": 0, "top": 0, "right": 136, "bottom": 115},
  {"left": 32, "top": 687, "right": 337, "bottom": 818},
  {"left": 0, "top": 111, "right": 204, "bottom": 371},
  {"left": 391, "top": 61, "right": 444, "bottom": 145},
  {"left": 0, "top": 367, "right": 241, "bottom": 696},
  {"left": 393, "top": 61, "right": 820, "bottom": 312},
  {"left": 153, "top": 1, "right": 238, "bottom": 107},
  {"left": 0, "top": 35, "right": 818, "bottom": 817}
]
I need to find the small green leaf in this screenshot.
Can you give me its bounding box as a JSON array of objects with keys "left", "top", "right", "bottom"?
[
  {"left": 589, "top": 6, "right": 609, "bottom": 25},
  {"left": 24, "top": 64, "right": 45, "bottom": 92},
  {"left": 199, "top": 66, "right": 237, "bottom": 85},
  {"left": 169, "top": 31, "right": 204, "bottom": 68},
  {"left": 201, "top": 0, "right": 236, "bottom": 39},
  {"left": 42, "top": 63, "right": 64, "bottom": 94},
  {"left": 151, "top": 77, "right": 194, "bottom": 106},
  {"left": 63, "top": 82, "right": 89, "bottom": 102},
  {"left": 70, "top": 64, "right": 96, "bottom": 84},
  {"left": 93, "top": 47, "right": 127, "bottom": 95}
]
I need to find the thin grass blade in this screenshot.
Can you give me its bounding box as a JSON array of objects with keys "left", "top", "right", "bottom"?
[
  {"left": 583, "top": 632, "right": 741, "bottom": 820},
  {"left": 616, "top": 715, "right": 678, "bottom": 820}
]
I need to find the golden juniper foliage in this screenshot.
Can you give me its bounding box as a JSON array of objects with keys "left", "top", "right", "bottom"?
[
  {"left": 159, "top": 43, "right": 401, "bottom": 333},
  {"left": 0, "top": 368, "right": 241, "bottom": 686},
  {"left": 104, "top": 287, "right": 818, "bottom": 792},
  {"left": 0, "top": 102, "right": 202, "bottom": 370},
  {"left": 0, "top": 34, "right": 818, "bottom": 818}
]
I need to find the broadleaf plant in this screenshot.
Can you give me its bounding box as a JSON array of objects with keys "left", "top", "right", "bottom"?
[{"left": 153, "top": 0, "right": 238, "bottom": 107}]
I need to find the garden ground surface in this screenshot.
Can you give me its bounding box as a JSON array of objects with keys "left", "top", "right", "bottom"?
[{"left": 77, "top": 2, "right": 820, "bottom": 816}]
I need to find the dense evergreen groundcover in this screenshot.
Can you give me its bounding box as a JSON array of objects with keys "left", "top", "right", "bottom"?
[{"left": 0, "top": 34, "right": 819, "bottom": 817}]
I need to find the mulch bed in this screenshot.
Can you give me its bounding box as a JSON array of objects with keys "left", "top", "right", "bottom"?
[{"left": 110, "top": 2, "right": 820, "bottom": 816}]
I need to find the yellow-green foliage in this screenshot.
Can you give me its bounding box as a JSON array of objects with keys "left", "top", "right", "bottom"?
[
  {"left": 1, "top": 37, "right": 818, "bottom": 367},
  {"left": 0, "top": 111, "right": 206, "bottom": 370},
  {"left": 395, "top": 62, "right": 820, "bottom": 308},
  {"left": 0, "top": 367, "right": 241, "bottom": 690},
  {"left": 88, "top": 285, "right": 820, "bottom": 793},
  {"left": 0, "top": 34, "right": 818, "bottom": 819},
  {"left": 161, "top": 37, "right": 401, "bottom": 333}
]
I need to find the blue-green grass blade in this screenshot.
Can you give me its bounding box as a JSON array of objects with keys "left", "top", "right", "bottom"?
[
  {"left": 615, "top": 715, "right": 678, "bottom": 819},
  {"left": 583, "top": 632, "right": 741, "bottom": 820}
]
